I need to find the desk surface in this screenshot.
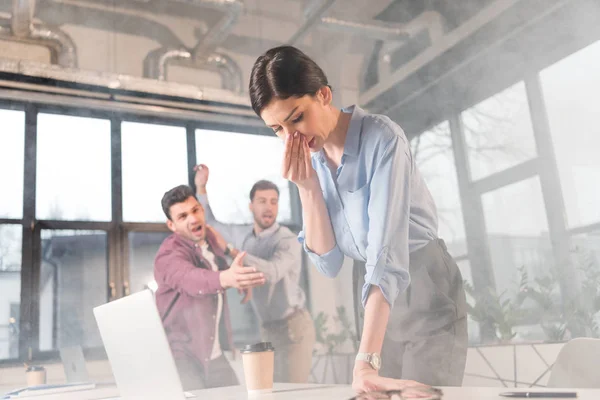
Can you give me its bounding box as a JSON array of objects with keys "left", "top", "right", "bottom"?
[
  {"left": 3, "top": 383, "right": 599, "bottom": 399},
  {"left": 194, "top": 384, "right": 600, "bottom": 400}
]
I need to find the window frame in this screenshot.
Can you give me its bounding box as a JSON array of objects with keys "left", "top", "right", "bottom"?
[{"left": 0, "top": 100, "right": 302, "bottom": 366}]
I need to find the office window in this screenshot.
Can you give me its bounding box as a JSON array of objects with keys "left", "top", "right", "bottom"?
[
  {"left": 462, "top": 82, "right": 537, "bottom": 181},
  {"left": 541, "top": 39, "right": 600, "bottom": 229},
  {"left": 0, "top": 109, "right": 25, "bottom": 219},
  {"left": 411, "top": 121, "right": 466, "bottom": 256},
  {"left": 195, "top": 129, "right": 291, "bottom": 224},
  {"left": 569, "top": 229, "right": 600, "bottom": 336},
  {"left": 481, "top": 177, "right": 553, "bottom": 301},
  {"left": 457, "top": 259, "right": 481, "bottom": 344},
  {"left": 39, "top": 230, "right": 107, "bottom": 351},
  {"left": 128, "top": 231, "right": 171, "bottom": 294},
  {"left": 0, "top": 225, "right": 22, "bottom": 359},
  {"left": 36, "top": 114, "right": 111, "bottom": 221},
  {"left": 122, "top": 122, "right": 188, "bottom": 222}
]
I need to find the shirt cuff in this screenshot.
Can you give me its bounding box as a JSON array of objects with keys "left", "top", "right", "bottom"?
[
  {"left": 361, "top": 247, "right": 410, "bottom": 309},
  {"left": 299, "top": 231, "right": 344, "bottom": 278}
]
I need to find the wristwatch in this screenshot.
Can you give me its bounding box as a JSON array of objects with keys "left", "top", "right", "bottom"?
[
  {"left": 224, "top": 243, "right": 234, "bottom": 256},
  {"left": 355, "top": 352, "right": 382, "bottom": 371}
]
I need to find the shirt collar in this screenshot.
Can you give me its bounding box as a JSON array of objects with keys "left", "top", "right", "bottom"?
[
  {"left": 172, "top": 229, "right": 225, "bottom": 258},
  {"left": 315, "top": 104, "right": 365, "bottom": 164}
]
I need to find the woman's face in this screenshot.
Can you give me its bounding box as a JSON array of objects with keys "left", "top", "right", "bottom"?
[{"left": 260, "top": 86, "right": 333, "bottom": 152}]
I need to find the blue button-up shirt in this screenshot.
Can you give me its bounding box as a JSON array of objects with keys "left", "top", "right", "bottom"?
[{"left": 299, "top": 105, "right": 438, "bottom": 309}]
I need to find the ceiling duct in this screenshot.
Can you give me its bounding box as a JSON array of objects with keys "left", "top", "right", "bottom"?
[
  {"left": 288, "top": 0, "right": 336, "bottom": 45},
  {"left": 319, "top": 17, "right": 411, "bottom": 42},
  {"left": 320, "top": 11, "right": 444, "bottom": 44},
  {"left": 319, "top": 11, "right": 445, "bottom": 90},
  {"left": 143, "top": 0, "right": 244, "bottom": 94},
  {"left": 186, "top": 0, "right": 243, "bottom": 63},
  {"left": 359, "top": 0, "right": 525, "bottom": 108},
  {"left": 144, "top": 47, "right": 243, "bottom": 94},
  {"left": 0, "top": 0, "right": 77, "bottom": 68}
]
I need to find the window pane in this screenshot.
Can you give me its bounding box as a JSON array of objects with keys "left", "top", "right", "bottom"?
[
  {"left": 481, "top": 177, "right": 556, "bottom": 343},
  {"left": 128, "top": 231, "right": 171, "bottom": 293},
  {"left": 570, "top": 230, "right": 600, "bottom": 336},
  {"left": 461, "top": 82, "right": 537, "bottom": 181},
  {"left": 0, "top": 110, "right": 24, "bottom": 219},
  {"left": 411, "top": 121, "right": 466, "bottom": 256},
  {"left": 36, "top": 114, "right": 111, "bottom": 221},
  {"left": 122, "top": 122, "right": 188, "bottom": 222},
  {"left": 195, "top": 130, "right": 291, "bottom": 224},
  {"left": 481, "top": 177, "right": 553, "bottom": 296},
  {"left": 39, "top": 230, "right": 107, "bottom": 351},
  {"left": 541, "top": 39, "right": 600, "bottom": 228},
  {"left": 0, "top": 225, "right": 22, "bottom": 359},
  {"left": 457, "top": 259, "right": 481, "bottom": 345},
  {"left": 457, "top": 258, "right": 473, "bottom": 287}
]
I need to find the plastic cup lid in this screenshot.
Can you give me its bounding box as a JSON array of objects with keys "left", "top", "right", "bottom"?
[{"left": 240, "top": 342, "right": 274, "bottom": 353}]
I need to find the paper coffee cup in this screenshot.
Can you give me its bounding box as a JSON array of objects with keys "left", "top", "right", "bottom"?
[
  {"left": 25, "top": 365, "right": 46, "bottom": 387},
  {"left": 241, "top": 342, "right": 275, "bottom": 393}
]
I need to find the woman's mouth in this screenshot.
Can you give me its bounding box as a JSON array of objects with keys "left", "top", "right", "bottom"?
[{"left": 308, "top": 137, "right": 316, "bottom": 149}]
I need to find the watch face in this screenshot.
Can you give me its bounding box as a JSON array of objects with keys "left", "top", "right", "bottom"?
[{"left": 371, "top": 353, "right": 382, "bottom": 370}]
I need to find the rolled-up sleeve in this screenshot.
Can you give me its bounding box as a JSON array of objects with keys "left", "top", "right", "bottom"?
[
  {"left": 362, "top": 135, "right": 412, "bottom": 309},
  {"left": 243, "top": 235, "right": 301, "bottom": 283},
  {"left": 298, "top": 230, "right": 345, "bottom": 278}
]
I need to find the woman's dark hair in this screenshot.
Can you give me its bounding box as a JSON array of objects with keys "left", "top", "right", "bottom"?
[{"left": 249, "top": 45, "right": 330, "bottom": 116}]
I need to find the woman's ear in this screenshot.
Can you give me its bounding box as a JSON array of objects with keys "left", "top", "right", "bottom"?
[{"left": 316, "top": 85, "right": 333, "bottom": 106}]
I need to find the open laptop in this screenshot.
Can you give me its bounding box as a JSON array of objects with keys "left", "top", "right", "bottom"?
[
  {"left": 59, "top": 345, "right": 90, "bottom": 383},
  {"left": 93, "top": 290, "right": 192, "bottom": 400}
]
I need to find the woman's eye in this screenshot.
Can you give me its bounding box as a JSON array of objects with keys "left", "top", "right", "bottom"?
[{"left": 292, "top": 113, "right": 304, "bottom": 124}]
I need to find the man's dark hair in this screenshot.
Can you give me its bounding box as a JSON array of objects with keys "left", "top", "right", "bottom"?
[
  {"left": 249, "top": 45, "right": 330, "bottom": 116},
  {"left": 250, "top": 180, "right": 280, "bottom": 201},
  {"left": 161, "top": 185, "right": 196, "bottom": 220}
]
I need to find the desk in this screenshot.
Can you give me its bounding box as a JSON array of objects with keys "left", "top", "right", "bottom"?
[
  {"left": 3, "top": 384, "right": 599, "bottom": 399},
  {"left": 193, "top": 384, "right": 600, "bottom": 400}
]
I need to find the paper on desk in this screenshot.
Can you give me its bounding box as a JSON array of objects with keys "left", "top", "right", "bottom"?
[{"left": 101, "top": 392, "right": 195, "bottom": 400}]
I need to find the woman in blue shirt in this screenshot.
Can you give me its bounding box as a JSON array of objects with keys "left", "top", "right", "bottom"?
[{"left": 249, "top": 46, "right": 467, "bottom": 392}]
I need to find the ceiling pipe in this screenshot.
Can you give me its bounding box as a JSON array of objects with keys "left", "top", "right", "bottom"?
[
  {"left": 11, "top": 0, "right": 34, "bottom": 38},
  {"left": 186, "top": 0, "right": 244, "bottom": 63},
  {"left": 0, "top": 0, "right": 77, "bottom": 68},
  {"left": 143, "top": 47, "right": 244, "bottom": 94},
  {"left": 144, "top": 0, "right": 244, "bottom": 93},
  {"left": 319, "top": 17, "right": 411, "bottom": 42},
  {"left": 204, "top": 52, "right": 243, "bottom": 94},
  {"left": 287, "top": 0, "right": 336, "bottom": 45},
  {"left": 320, "top": 11, "right": 444, "bottom": 44},
  {"left": 359, "top": 0, "right": 525, "bottom": 107}
]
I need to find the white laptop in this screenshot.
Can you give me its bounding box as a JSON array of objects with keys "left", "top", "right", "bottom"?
[
  {"left": 59, "top": 345, "right": 90, "bottom": 383},
  {"left": 93, "top": 290, "right": 192, "bottom": 400}
]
